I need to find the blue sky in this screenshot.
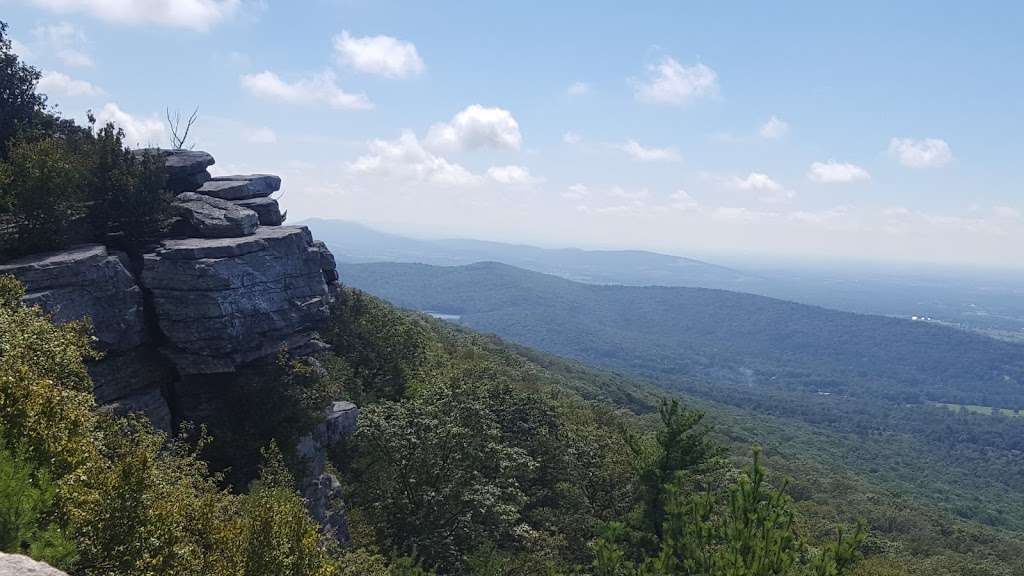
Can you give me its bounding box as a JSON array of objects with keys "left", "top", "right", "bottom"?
[{"left": 3, "top": 0, "right": 1023, "bottom": 267}]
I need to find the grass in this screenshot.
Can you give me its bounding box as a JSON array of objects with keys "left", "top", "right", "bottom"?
[{"left": 936, "top": 403, "right": 1023, "bottom": 417}]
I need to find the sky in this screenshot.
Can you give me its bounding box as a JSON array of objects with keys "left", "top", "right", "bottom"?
[{"left": 3, "top": 0, "right": 1023, "bottom": 268}]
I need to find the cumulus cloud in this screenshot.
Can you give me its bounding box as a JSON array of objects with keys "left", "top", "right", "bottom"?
[
  {"left": 634, "top": 56, "right": 718, "bottom": 105},
  {"left": 36, "top": 70, "right": 104, "bottom": 96},
  {"left": 562, "top": 183, "right": 589, "bottom": 200},
  {"left": 333, "top": 30, "right": 424, "bottom": 78},
  {"left": 730, "top": 172, "right": 783, "bottom": 191},
  {"left": 888, "top": 137, "right": 952, "bottom": 168},
  {"left": 807, "top": 160, "right": 871, "bottom": 184},
  {"left": 567, "top": 81, "right": 590, "bottom": 96},
  {"left": 426, "top": 105, "right": 522, "bottom": 150},
  {"left": 28, "top": 0, "right": 240, "bottom": 31},
  {"left": 349, "top": 131, "right": 481, "bottom": 187},
  {"left": 669, "top": 189, "right": 698, "bottom": 211},
  {"left": 33, "top": 22, "right": 93, "bottom": 67},
  {"left": 94, "top": 102, "right": 164, "bottom": 147},
  {"left": 617, "top": 140, "right": 681, "bottom": 162},
  {"left": 759, "top": 116, "right": 789, "bottom": 139},
  {"left": 728, "top": 172, "right": 794, "bottom": 204},
  {"left": 562, "top": 131, "right": 582, "bottom": 145},
  {"left": 240, "top": 71, "right": 372, "bottom": 110},
  {"left": 243, "top": 126, "right": 277, "bottom": 144},
  {"left": 486, "top": 165, "right": 542, "bottom": 185}
]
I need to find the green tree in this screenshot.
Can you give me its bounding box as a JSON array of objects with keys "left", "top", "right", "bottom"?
[
  {"left": 0, "top": 20, "right": 46, "bottom": 161},
  {"left": 0, "top": 441, "right": 76, "bottom": 568},
  {"left": 594, "top": 450, "right": 864, "bottom": 576},
  {"left": 0, "top": 136, "right": 87, "bottom": 255},
  {"left": 345, "top": 380, "right": 536, "bottom": 572}
]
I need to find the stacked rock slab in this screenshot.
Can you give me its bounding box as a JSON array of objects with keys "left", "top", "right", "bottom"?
[
  {"left": 0, "top": 244, "right": 173, "bottom": 431},
  {"left": 134, "top": 148, "right": 214, "bottom": 193},
  {"left": 142, "top": 226, "right": 331, "bottom": 375}
]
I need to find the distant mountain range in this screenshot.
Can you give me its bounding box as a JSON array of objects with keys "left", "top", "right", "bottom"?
[
  {"left": 300, "top": 218, "right": 1024, "bottom": 339},
  {"left": 336, "top": 260, "right": 1024, "bottom": 409}
]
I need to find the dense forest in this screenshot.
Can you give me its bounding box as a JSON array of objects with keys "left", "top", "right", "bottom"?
[{"left": 335, "top": 263, "right": 1024, "bottom": 539}]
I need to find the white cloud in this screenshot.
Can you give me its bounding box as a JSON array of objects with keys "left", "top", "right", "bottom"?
[
  {"left": 243, "top": 126, "right": 277, "bottom": 144},
  {"left": 669, "top": 189, "right": 698, "bottom": 211},
  {"left": 10, "top": 38, "right": 33, "bottom": 59},
  {"left": 94, "top": 102, "right": 164, "bottom": 147},
  {"left": 486, "top": 165, "right": 541, "bottom": 185},
  {"left": 759, "top": 116, "right": 789, "bottom": 139},
  {"left": 332, "top": 30, "right": 424, "bottom": 79},
  {"left": 888, "top": 137, "right": 953, "bottom": 168},
  {"left": 567, "top": 81, "right": 590, "bottom": 96},
  {"left": 728, "top": 172, "right": 794, "bottom": 204},
  {"left": 634, "top": 56, "right": 718, "bottom": 106},
  {"left": 617, "top": 140, "right": 681, "bottom": 162},
  {"left": 240, "top": 71, "right": 372, "bottom": 110},
  {"left": 28, "top": 0, "right": 240, "bottom": 31},
  {"left": 608, "top": 186, "right": 649, "bottom": 201},
  {"left": 788, "top": 206, "right": 853, "bottom": 228},
  {"left": 730, "top": 172, "right": 783, "bottom": 191},
  {"left": 562, "top": 183, "right": 589, "bottom": 200},
  {"left": 712, "top": 206, "right": 774, "bottom": 222},
  {"left": 33, "top": 22, "right": 93, "bottom": 68},
  {"left": 349, "top": 131, "right": 481, "bottom": 187},
  {"left": 993, "top": 206, "right": 1021, "bottom": 220},
  {"left": 426, "top": 105, "right": 522, "bottom": 150},
  {"left": 807, "top": 160, "right": 871, "bottom": 184},
  {"left": 36, "top": 70, "right": 104, "bottom": 96},
  {"left": 562, "top": 131, "right": 582, "bottom": 145}
]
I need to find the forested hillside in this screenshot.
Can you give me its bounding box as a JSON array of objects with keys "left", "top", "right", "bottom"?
[{"left": 336, "top": 261, "right": 1024, "bottom": 536}]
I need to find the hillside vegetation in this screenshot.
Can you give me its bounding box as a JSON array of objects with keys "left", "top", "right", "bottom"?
[{"left": 336, "top": 261, "right": 1024, "bottom": 535}]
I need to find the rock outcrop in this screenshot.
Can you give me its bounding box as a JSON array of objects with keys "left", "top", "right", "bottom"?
[
  {"left": 234, "top": 197, "right": 284, "bottom": 226},
  {"left": 0, "top": 553, "right": 69, "bottom": 576},
  {"left": 198, "top": 174, "right": 281, "bottom": 200},
  {"left": 1, "top": 149, "right": 350, "bottom": 536},
  {"left": 135, "top": 148, "right": 215, "bottom": 193},
  {"left": 0, "top": 244, "right": 145, "bottom": 351},
  {"left": 0, "top": 244, "right": 172, "bottom": 430},
  {"left": 142, "top": 226, "right": 332, "bottom": 375},
  {"left": 297, "top": 401, "right": 359, "bottom": 542},
  {"left": 173, "top": 192, "right": 259, "bottom": 238}
]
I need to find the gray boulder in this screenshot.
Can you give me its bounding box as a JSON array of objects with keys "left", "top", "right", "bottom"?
[
  {"left": 297, "top": 400, "right": 358, "bottom": 543},
  {"left": 141, "top": 226, "right": 332, "bottom": 375},
  {"left": 173, "top": 192, "right": 258, "bottom": 238},
  {"left": 99, "top": 387, "right": 172, "bottom": 433},
  {"left": 198, "top": 174, "right": 281, "bottom": 201},
  {"left": 0, "top": 553, "right": 69, "bottom": 576},
  {"left": 234, "top": 197, "right": 284, "bottom": 226},
  {"left": 0, "top": 244, "right": 145, "bottom": 352},
  {"left": 312, "top": 240, "right": 339, "bottom": 283},
  {"left": 134, "top": 149, "right": 215, "bottom": 193}
]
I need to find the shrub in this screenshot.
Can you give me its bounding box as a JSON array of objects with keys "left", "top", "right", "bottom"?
[
  {"left": 85, "top": 121, "right": 171, "bottom": 245},
  {"left": 0, "top": 136, "right": 87, "bottom": 256}
]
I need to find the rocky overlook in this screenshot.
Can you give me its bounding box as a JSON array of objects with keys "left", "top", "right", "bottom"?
[{"left": 0, "top": 149, "right": 340, "bottom": 426}]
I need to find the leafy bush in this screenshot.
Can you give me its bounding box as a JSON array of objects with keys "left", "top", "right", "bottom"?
[
  {"left": 85, "top": 121, "right": 171, "bottom": 245},
  {"left": 0, "top": 136, "right": 87, "bottom": 256}
]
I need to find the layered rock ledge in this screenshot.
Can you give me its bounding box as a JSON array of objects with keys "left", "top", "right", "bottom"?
[{"left": 142, "top": 226, "right": 332, "bottom": 375}]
